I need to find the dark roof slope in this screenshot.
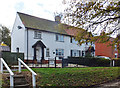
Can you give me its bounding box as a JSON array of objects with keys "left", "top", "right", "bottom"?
[{"left": 17, "top": 12, "right": 68, "bottom": 35}]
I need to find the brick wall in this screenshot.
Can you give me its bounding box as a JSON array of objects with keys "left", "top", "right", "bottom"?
[{"left": 95, "top": 41, "right": 118, "bottom": 58}]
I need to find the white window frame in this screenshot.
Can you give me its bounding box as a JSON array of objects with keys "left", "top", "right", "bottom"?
[
  {"left": 71, "top": 37, "right": 78, "bottom": 44},
  {"left": 56, "top": 34, "right": 64, "bottom": 42},
  {"left": 34, "top": 31, "right": 41, "bottom": 39},
  {"left": 71, "top": 50, "right": 80, "bottom": 57},
  {"left": 56, "top": 49, "right": 64, "bottom": 57}
]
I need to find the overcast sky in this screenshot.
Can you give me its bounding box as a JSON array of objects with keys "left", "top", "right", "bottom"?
[{"left": 0, "top": 0, "right": 68, "bottom": 31}]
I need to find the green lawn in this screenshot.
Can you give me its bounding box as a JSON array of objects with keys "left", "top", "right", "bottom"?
[{"left": 27, "top": 67, "right": 120, "bottom": 87}]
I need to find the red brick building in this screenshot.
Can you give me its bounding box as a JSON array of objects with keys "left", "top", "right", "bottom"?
[{"left": 95, "top": 39, "right": 119, "bottom": 58}]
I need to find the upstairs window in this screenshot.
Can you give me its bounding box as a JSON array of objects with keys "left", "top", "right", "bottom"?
[
  {"left": 115, "top": 45, "right": 117, "bottom": 51},
  {"left": 34, "top": 31, "right": 41, "bottom": 39},
  {"left": 56, "top": 34, "right": 64, "bottom": 42},
  {"left": 70, "top": 37, "right": 78, "bottom": 44}
]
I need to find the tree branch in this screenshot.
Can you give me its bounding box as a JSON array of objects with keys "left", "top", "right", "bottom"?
[{"left": 92, "top": 16, "right": 120, "bottom": 25}]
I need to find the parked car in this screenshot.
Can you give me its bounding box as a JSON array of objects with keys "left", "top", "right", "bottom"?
[{"left": 95, "top": 56, "right": 110, "bottom": 59}]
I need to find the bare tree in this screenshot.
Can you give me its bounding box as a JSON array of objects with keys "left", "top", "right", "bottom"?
[
  {"left": 63, "top": 0, "right": 120, "bottom": 50},
  {"left": 0, "top": 25, "right": 11, "bottom": 47}
]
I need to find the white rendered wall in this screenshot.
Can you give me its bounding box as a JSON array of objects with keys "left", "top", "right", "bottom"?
[
  {"left": 11, "top": 13, "right": 25, "bottom": 53},
  {"left": 11, "top": 13, "right": 94, "bottom": 61},
  {"left": 25, "top": 29, "right": 91, "bottom": 60}
]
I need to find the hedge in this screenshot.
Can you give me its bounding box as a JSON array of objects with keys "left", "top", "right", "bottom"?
[
  {"left": 1, "top": 51, "right": 24, "bottom": 65},
  {"left": 67, "top": 57, "right": 120, "bottom": 67},
  {"left": 113, "top": 59, "right": 120, "bottom": 66}
]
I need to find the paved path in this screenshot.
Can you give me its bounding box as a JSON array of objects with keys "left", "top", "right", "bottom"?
[
  {"left": 95, "top": 80, "right": 120, "bottom": 88},
  {"left": 0, "top": 73, "right": 2, "bottom": 88}
]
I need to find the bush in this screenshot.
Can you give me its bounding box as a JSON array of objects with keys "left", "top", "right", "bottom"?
[{"left": 113, "top": 59, "right": 120, "bottom": 66}]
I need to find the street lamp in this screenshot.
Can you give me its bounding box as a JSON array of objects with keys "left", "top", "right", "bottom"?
[{"left": 53, "top": 51, "right": 56, "bottom": 68}]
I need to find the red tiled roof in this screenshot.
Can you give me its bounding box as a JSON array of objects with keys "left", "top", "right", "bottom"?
[{"left": 64, "top": 29, "right": 79, "bottom": 36}]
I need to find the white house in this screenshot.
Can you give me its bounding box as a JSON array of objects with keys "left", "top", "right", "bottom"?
[{"left": 11, "top": 12, "right": 95, "bottom": 63}]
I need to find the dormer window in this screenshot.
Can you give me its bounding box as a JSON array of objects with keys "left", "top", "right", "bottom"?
[{"left": 34, "top": 31, "right": 41, "bottom": 39}]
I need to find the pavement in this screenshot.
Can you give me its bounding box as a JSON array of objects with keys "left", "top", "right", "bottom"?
[
  {"left": 0, "top": 73, "right": 2, "bottom": 88},
  {"left": 95, "top": 80, "right": 120, "bottom": 88},
  {"left": 11, "top": 63, "right": 88, "bottom": 68}
]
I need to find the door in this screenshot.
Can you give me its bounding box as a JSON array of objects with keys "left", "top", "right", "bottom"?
[{"left": 36, "top": 47, "right": 42, "bottom": 62}]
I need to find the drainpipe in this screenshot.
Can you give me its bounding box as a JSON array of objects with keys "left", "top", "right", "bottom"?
[{"left": 26, "top": 28, "right": 28, "bottom": 64}]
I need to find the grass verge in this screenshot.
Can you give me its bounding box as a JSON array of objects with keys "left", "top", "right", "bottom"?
[{"left": 26, "top": 67, "right": 120, "bottom": 87}]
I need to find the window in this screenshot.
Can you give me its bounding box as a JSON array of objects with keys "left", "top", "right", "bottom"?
[
  {"left": 71, "top": 50, "right": 80, "bottom": 57},
  {"left": 18, "top": 26, "right": 22, "bottom": 29},
  {"left": 46, "top": 48, "right": 50, "bottom": 57},
  {"left": 34, "top": 31, "right": 41, "bottom": 39},
  {"left": 115, "top": 45, "right": 117, "bottom": 51},
  {"left": 56, "top": 49, "right": 64, "bottom": 57},
  {"left": 82, "top": 51, "right": 84, "bottom": 57},
  {"left": 115, "top": 55, "right": 117, "bottom": 58},
  {"left": 70, "top": 37, "right": 78, "bottom": 44},
  {"left": 56, "top": 34, "right": 64, "bottom": 42},
  {"left": 16, "top": 47, "right": 19, "bottom": 53},
  {"left": 115, "top": 53, "right": 117, "bottom": 58}
]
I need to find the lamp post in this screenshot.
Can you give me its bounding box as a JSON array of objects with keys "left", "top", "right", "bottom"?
[{"left": 53, "top": 51, "right": 56, "bottom": 68}]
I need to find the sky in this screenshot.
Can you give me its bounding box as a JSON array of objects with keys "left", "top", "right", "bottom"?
[
  {"left": 0, "top": 0, "right": 119, "bottom": 37},
  {"left": 0, "top": 0, "right": 67, "bottom": 31}
]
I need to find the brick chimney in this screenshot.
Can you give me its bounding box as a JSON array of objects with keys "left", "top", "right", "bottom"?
[{"left": 55, "top": 16, "right": 61, "bottom": 23}]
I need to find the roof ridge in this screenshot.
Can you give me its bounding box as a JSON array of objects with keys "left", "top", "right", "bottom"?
[
  {"left": 16, "top": 12, "right": 77, "bottom": 36},
  {"left": 17, "top": 12, "right": 57, "bottom": 23}
]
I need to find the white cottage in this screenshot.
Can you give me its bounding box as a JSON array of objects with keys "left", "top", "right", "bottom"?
[{"left": 11, "top": 12, "right": 94, "bottom": 63}]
